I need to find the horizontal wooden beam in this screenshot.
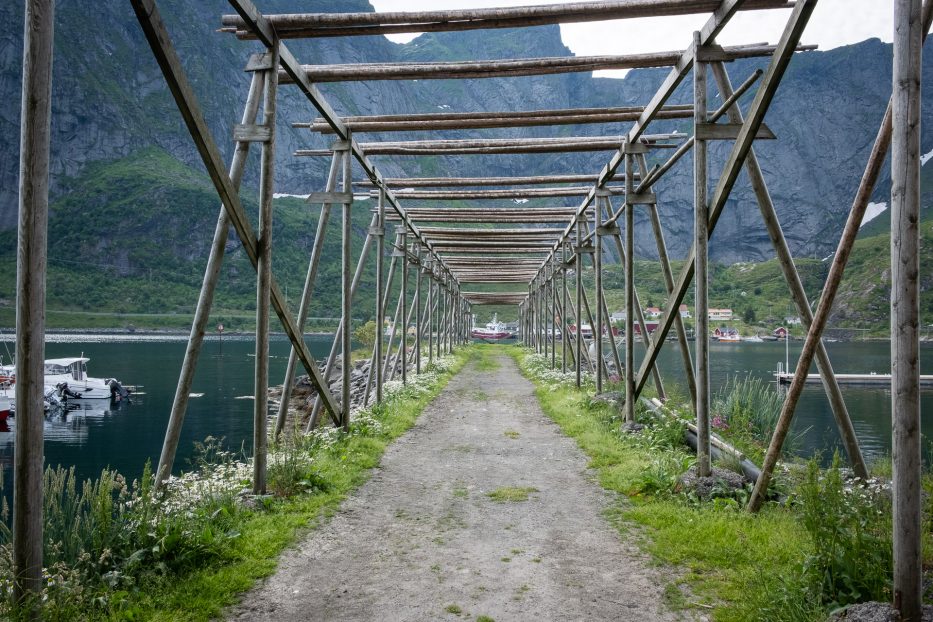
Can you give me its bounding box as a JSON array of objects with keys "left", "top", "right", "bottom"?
[
  {"left": 385, "top": 187, "right": 625, "bottom": 200},
  {"left": 357, "top": 173, "right": 631, "bottom": 187},
  {"left": 277, "top": 44, "right": 810, "bottom": 83},
  {"left": 297, "top": 134, "right": 682, "bottom": 157},
  {"left": 221, "top": 1, "right": 792, "bottom": 39},
  {"left": 302, "top": 105, "right": 694, "bottom": 133}
]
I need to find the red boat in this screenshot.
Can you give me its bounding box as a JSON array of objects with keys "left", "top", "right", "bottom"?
[{"left": 471, "top": 315, "right": 513, "bottom": 340}]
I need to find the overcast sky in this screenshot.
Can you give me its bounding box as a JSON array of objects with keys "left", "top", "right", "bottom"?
[{"left": 369, "top": 0, "right": 892, "bottom": 77}]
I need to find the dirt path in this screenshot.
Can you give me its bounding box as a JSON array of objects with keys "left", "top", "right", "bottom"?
[{"left": 231, "top": 351, "right": 687, "bottom": 621}]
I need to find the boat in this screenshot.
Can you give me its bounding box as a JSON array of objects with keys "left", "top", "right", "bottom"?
[
  {"left": 712, "top": 327, "right": 741, "bottom": 342},
  {"left": 0, "top": 394, "right": 9, "bottom": 422},
  {"left": 472, "top": 315, "right": 513, "bottom": 340},
  {"left": 43, "top": 357, "right": 130, "bottom": 400},
  {"left": 743, "top": 335, "right": 764, "bottom": 343}
]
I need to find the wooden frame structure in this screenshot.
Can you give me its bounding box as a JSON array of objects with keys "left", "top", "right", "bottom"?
[{"left": 10, "top": 0, "right": 927, "bottom": 616}]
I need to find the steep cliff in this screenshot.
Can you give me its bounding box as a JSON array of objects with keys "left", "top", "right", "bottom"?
[{"left": 1, "top": 1, "right": 930, "bottom": 266}]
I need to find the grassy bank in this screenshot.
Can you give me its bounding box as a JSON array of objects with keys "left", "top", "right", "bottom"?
[
  {"left": 0, "top": 348, "right": 471, "bottom": 621},
  {"left": 507, "top": 345, "right": 929, "bottom": 621}
]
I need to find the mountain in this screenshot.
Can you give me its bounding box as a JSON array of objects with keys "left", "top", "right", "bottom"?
[{"left": 0, "top": 1, "right": 931, "bottom": 321}]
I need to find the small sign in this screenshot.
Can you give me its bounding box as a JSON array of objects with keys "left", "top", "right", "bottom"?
[{"left": 218, "top": 323, "right": 224, "bottom": 332}]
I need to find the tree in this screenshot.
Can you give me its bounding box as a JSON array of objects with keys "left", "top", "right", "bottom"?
[
  {"left": 743, "top": 306, "right": 756, "bottom": 324},
  {"left": 354, "top": 320, "right": 378, "bottom": 350}
]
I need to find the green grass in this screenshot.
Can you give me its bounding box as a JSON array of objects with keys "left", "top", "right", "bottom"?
[
  {"left": 507, "top": 345, "right": 820, "bottom": 621},
  {"left": 57, "top": 348, "right": 473, "bottom": 621},
  {"left": 486, "top": 487, "right": 538, "bottom": 503},
  {"left": 472, "top": 346, "right": 502, "bottom": 371},
  {"left": 445, "top": 604, "right": 463, "bottom": 614}
]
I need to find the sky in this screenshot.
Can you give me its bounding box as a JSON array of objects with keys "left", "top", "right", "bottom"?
[{"left": 369, "top": 0, "right": 892, "bottom": 77}]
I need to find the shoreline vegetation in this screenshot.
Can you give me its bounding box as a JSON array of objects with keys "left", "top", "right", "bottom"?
[
  {"left": 508, "top": 345, "right": 933, "bottom": 621},
  {"left": 0, "top": 349, "right": 469, "bottom": 621}
]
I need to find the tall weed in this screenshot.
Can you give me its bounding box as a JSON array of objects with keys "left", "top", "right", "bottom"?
[{"left": 797, "top": 454, "right": 892, "bottom": 608}]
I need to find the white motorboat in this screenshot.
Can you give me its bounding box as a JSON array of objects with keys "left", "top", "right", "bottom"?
[{"left": 43, "top": 357, "right": 130, "bottom": 400}]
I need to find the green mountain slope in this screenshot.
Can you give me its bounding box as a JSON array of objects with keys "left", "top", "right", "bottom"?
[{"left": 0, "top": 149, "right": 381, "bottom": 331}]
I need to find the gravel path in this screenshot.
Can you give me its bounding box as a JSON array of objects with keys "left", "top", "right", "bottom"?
[{"left": 230, "top": 352, "right": 687, "bottom": 621}]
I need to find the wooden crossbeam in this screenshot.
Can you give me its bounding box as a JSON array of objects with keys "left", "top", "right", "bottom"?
[
  {"left": 356, "top": 174, "right": 633, "bottom": 187},
  {"left": 221, "top": 1, "right": 792, "bottom": 39},
  {"left": 385, "top": 187, "right": 625, "bottom": 200},
  {"left": 296, "top": 134, "right": 682, "bottom": 157},
  {"left": 302, "top": 106, "right": 693, "bottom": 133},
  {"left": 276, "top": 45, "right": 808, "bottom": 83}
]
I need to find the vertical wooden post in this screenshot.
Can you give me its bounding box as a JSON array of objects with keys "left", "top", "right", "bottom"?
[
  {"left": 428, "top": 262, "right": 434, "bottom": 364},
  {"left": 624, "top": 154, "right": 636, "bottom": 423},
  {"left": 594, "top": 198, "right": 604, "bottom": 393},
  {"left": 363, "top": 249, "right": 399, "bottom": 405},
  {"left": 548, "top": 251, "right": 557, "bottom": 369},
  {"left": 892, "top": 0, "right": 923, "bottom": 617},
  {"left": 340, "top": 140, "right": 353, "bottom": 431},
  {"left": 374, "top": 188, "right": 385, "bottom": 403},
  {"left": 575, "top": 216, "right": 583, "bottom": 387},
  {"left": 161, "top": 66, "right": 266, "bottom": 479},
  {"left": 694, "top": 32, "right": 711, "bottom": 477},
  {"left": 400, "top": 228, "right": 408, "bottom": 384},
  {"left": 13, "top": 0, "right": 54, "bottom": 605},
  {"left": 273, "top": 150, "right": 337, "bottom": 440},
  {"left": 252, "top": 40, "right": 278, "bottom": 495},
  {"left": 561, "top": 242, "right": 568, "bottom": 373},
  {"left": 415, "top": 245, "right": 422, "bottom": 373}
]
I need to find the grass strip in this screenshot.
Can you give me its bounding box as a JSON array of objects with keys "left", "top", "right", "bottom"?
[
  {"left": 92, "top": 348, "right": 471, "bottom": 621},
  {"left": 506, "top": 345, "right": 821, "bottom": 621}
]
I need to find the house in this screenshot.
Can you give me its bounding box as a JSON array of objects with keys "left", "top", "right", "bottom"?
[
  {"left": 644, "top": 306, "right": 662, "bottom": 319},
  {"left": 708, "top": 308, "right": 733, "bottom": 321},
  {"left": 784, "top": 316, "right": 802, "bottom": 326},
  {"left": 773, "top": 326, "right": 789, "bottom": 339},
  {"left": 633, "top": 321, "right": 660, "bottom": 335},
  {"left": 610, "top": 311, "right": 626, "bottom": 323},
  {"left": 679, "top": 304, "right": 691, "bottom": 318}
]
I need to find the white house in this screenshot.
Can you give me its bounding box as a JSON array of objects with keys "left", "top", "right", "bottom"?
[
  {"left": 708, "top": 308, "right": 733, "bottom": 321},
  {"left": 679, "top": 304, "right": 691, "bottom": 318}
]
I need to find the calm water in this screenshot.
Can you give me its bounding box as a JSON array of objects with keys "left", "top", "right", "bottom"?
[
  {"left": 0, "top": 337, "right": 930, "bottom": 503},
  {"left": 0, "top": 334, "right": 335, "bottom": 504}
]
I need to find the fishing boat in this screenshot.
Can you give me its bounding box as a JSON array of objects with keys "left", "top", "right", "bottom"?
[
  {"left": 471, "top": 315, "right": 513, "bottom": 340},
  {"left": 712, "top": 327, "right": 741, "bottom": 342}
]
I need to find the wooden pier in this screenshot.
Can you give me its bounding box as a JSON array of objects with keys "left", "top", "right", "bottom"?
[{"left": 776, "top": 372, "right": 933, "bottom": 388}]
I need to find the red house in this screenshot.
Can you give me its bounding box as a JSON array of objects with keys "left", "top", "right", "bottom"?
[{"left": 773, "top": 326, "right": 789, "bottom": 339}]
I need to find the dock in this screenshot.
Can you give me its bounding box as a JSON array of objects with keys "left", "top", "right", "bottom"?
[{"left": 776, "top": 373, "right": 933, "bottom": 388}]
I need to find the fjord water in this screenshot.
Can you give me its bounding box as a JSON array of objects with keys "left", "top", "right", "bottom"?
[
  {"left": 0, "top": 335, "right": 335, "bottom": 503},
  {"left": 0, "top": 338, "right": 930, "bottom": 502}
]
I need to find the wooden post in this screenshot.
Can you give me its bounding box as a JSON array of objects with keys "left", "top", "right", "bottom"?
[
  {"left": 575, "top": 216, "right": 583, "bottom": 387},
  {"left": 694, "top": 32, "right": 711, "bottom": 477},
  {"left": 253, "top": 41, "right": 278, "bottom": 495},
  {"left": 551, "top": 255, "right": 558, "bottom": 368},
  {"left": 428, "top": 262, "right": 434, "bottom": 364},
  {"left": 13, "top": 0, "right": 54, "bottom": 605},
  {"left": 363, "top": 249, "right": 399, "bottom": 405},
  {"left": 415, "top": 245, "right": 422, "bottom": 373},
  {"left": 400, "top": 228, "right": 408, "bottom": 384},
  {"left": 624, "top": 154, "right": 636, "bottom": 423},
  {"left": 273, "top": 150, "right": 337, "bottom": 439},
  {"left": 375, "top": 188, "right": 385, "bottom": 402},
  {"left": 340, "top": 143, "right": 353, "bottom": 431},
  {"left": 561, "top": 242, "right": 569, "bottom": 373},
  {"left": 161, "top": 72, "right": 265, "bottom": 480},
  {"left": 892, "top": 0, "right": 923, "bottom": 617},
  {"left": 594, "top": 199, "right": 604, "bottom": 393}
]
